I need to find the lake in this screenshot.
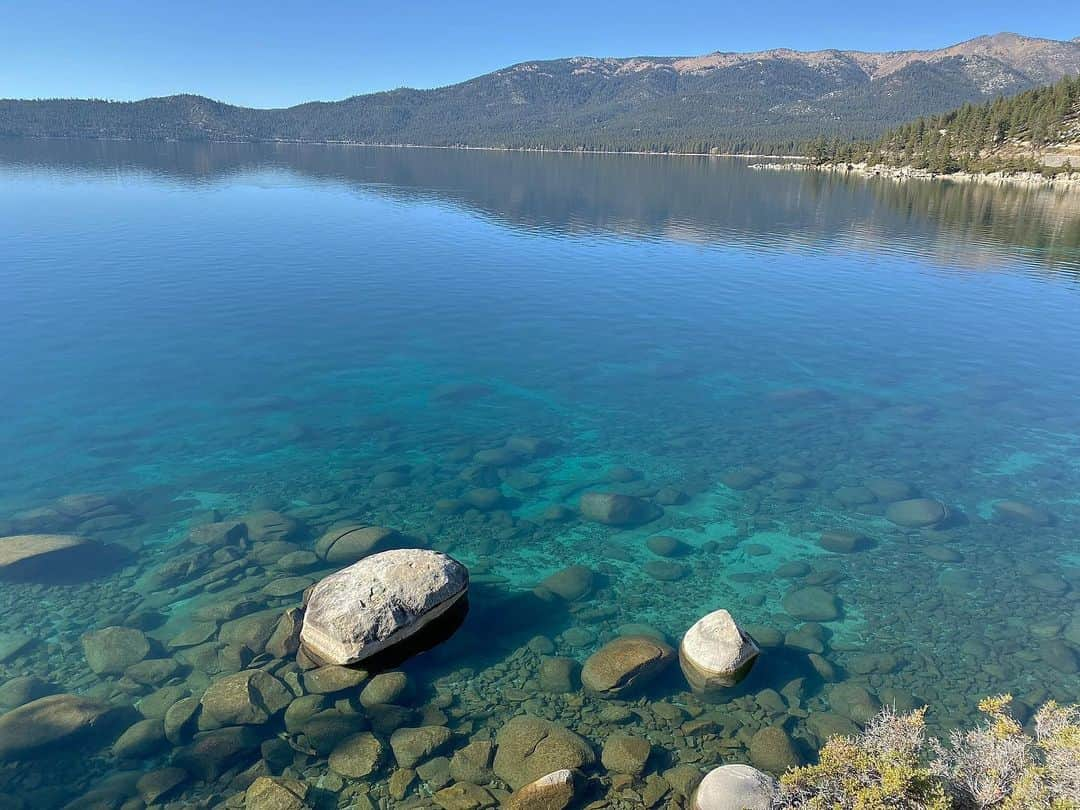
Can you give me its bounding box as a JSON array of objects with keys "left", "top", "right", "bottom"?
[{"left": 1, "top": 138, "right": 1078, "bottom": 807}]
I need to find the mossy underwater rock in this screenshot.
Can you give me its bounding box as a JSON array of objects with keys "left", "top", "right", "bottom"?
[
  {"left": 493, "top": 716, "right": 595, "bottom": 790},
  {"left": 579, "top": 492, "right": 662, "bottom": 527},
  {"left": 581, "top": 635, "right": 675, "bottom": 698},
  {"left": 679, "top": 609, "right": 760, "bottom": 693},
  {"left": 300, "top": 548, "right": 469, "bottom": 666}
]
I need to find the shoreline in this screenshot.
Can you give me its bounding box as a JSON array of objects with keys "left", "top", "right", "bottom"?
[
  {"left": 0, "top": 134, "right": 805, "bottom": 160},
  {"left": 749, "top": 159, "right": 1080, "bottom": 190}
]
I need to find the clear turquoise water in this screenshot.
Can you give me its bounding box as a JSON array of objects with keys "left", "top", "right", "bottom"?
[{"left": 0, "top": 139, "right": 1078, "bottom": 807}]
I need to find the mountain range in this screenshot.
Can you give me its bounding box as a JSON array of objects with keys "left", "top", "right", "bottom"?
[{"left": 3, "top": 32, "right": 1080, "bottom": 154}]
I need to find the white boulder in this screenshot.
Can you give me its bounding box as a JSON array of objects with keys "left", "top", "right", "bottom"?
[
  {"left": 299, "top": 549, "right": 468, "bottom": 665},
  {"left": 692, "top": 764, "right": 778, "bottom": 810},
  {"left": 680, "top": 609, "right": 760, "bottom": 693}
]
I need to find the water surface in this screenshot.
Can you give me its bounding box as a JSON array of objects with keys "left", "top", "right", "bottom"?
[{"left": 1, "top": 139, "right": 1078, "bottom": 807}]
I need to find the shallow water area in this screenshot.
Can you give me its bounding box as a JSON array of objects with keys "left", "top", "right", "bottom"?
[{"left": 0, "top": 139, "right": 1079, "bottom": 808}]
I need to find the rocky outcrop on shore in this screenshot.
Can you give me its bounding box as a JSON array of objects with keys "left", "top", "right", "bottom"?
[{"left": 750, "top": 160, "right": 1080, "bottom": 188}]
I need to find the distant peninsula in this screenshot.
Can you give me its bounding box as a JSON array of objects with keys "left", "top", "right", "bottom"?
[{"left": 2, "top": 33, "right": 1080, "bottom": 156}]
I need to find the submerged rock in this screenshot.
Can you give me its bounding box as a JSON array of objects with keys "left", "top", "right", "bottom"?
[
  {"left": 534, "top": 565, "right": 594, "bottom": 602},
  {"left": 679, "top": 609, "right": 760, "bottom": 693},
  {"left": 0, "top": 676, "right": 57, "bottom": 709},
  {"left": 647, "top": 535, "right": 690, "bottom": 557},
  {"left": 579, "top": 493, "right": 661, "bottom": 527},
  {"left": 493, "top": 716, "right": 595, "bottom": 790},
  {"left": 782, "top": 587, "right": 840, "bottom": 622},
  {"left": 817, "top": 531, "right": 871, "bottom": 553},
  {"left": 0, "top": 534, "right": 96, "bottom": 580},
  {"left": 81, "top": 626, "right": 150, "bottom": 675},
  {"left": 693, "top": 764, "right": 778, "bottom": 810},
  {"left": 749, "top": 726, "right": 799, "bottom": 774},
  {"left": 993, "top": 500, "right": 1053, "bottom": 525},
  {"left": 581, "top": 636, "right": 675, "bottom": 697},
  {"left": 315, "top": 524, "right": 400, "bottom": 564},
  {"left": 328, "top": 732, "right": 384, "bottom": 778},
  {"left": 300, "top": 549, "right": 469, "bottom": 665},
  {"left": 504, "top": 769, "right": 578, "bottom": 810},
  {"left": 601, "top": 733, "right": 651, "bottom": 776},
  {"left": 885, "top": 498, "right": 948, "bottom": 528},
  {"left": 0, "top": 694, "right": 113, "bottom": 759},
  {"left": 245, "top": 776, "right": 311, "bottom": 810},
  {"left": 198, "top": 670, "right": 292, "bottom": 729}
]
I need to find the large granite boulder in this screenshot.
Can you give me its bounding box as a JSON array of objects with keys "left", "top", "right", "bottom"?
[
  {"left": 579, "top": 493, "right": 661, "bottom": 527},
  {"left": 0, "top": 694, "right": 113, "bottom": 759},
  {"left": 493, "top": 716, "right": 595, "bottom": 790},
  {"left": 314, "top": 525, "right": 400, "bottom": 564},
  {"left": 581, "top": 636, "right": 675, "bottom": 698},
  {"left": 679, "top": 609, "right": 760, "bottom": 693},
  {"left": 300, "top": 549, "right": 468, "bottom": 665},
  {"left": 692, "top": 764, "right": 778, "bottom": 810}
]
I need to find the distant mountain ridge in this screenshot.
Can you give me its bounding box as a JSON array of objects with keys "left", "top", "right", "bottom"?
[{"left": 3, "top": 32, "right": 1080, "bottom": 154}]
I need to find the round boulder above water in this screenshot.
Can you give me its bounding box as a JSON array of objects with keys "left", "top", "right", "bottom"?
[
  {"left": 300, "top": 549, "right": 469, "bottom": 666},
  {"left": 782, "top": 587, "right": 841, "bottom": 622},
  {"left": 692, "top": 764, "right": 778, "bottom": 810},
  {"left": 679, "top": 609, "right": 760, "bottom": 693},
  {"left": 885, "top": 498, "right": 948, "bottom": 528},
  {"left": 579, "top": 493, "right": 662, "bottom": 527},
  {"left": 315, "top": 524, "right": 400, "bottom": 564},
  {"left": 581, "top": 636, "right": 675, "bottom": 698}
]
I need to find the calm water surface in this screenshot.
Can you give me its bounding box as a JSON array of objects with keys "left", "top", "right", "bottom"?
[{"left": 1, "top": 139, "right": 1078, "bottom": 807}]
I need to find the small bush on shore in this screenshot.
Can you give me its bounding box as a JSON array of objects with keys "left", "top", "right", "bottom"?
[{"left": 773, "top": 696, "right": 1079, "bottom": 810}]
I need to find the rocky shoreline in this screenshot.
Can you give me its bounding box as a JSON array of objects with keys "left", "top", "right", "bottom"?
[{"left": 749, "top": 160, "right": 1080, "bottom": 189}]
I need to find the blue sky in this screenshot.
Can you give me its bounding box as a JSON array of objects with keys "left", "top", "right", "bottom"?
[{"left": 2, "top": 0, "right": 1078, "bottom": 107}]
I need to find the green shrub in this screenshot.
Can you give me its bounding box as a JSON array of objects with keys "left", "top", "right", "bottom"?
[{"left": 774, "top": 696, "right": 1079, "bottom": 810}]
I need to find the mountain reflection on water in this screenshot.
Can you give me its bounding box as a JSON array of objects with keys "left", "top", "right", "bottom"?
[{"left": 2, "top": 137, "right": 1079, "bottom": 271}]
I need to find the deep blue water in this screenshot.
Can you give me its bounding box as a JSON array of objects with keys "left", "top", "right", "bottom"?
[{"left": 0, "top": 139, "right": 1078, "bottom": 807}]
